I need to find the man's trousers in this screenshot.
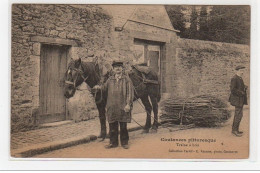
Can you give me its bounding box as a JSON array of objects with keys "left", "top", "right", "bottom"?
[
  {"left": 232, "top": 106, "right": 243, "bottom": 132},
  {"left": 109, "top": 121, "right": 129, "bottom": 146}
]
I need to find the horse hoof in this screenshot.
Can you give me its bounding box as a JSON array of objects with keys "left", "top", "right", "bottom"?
[
  {"left": 98, "top": 138, "right": 106, "bottom": 142},
  {"left": 98, "top": 135, "right": 103, "bottom": 138},
  {"left": 98, "top": 134, "right": 106, "bottom": 139},
  {"left": 150, "top": 128, "right": 157, "bottom": 133},
  {"left": 141, "top": 129, "right": 149, "bottom": 134}
]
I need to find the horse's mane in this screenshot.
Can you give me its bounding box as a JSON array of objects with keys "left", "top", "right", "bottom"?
[
  {"left": 81, "top": 61, "right": 96, "bottom": 73},
  {"left": 82, "top": 61, "right": 101, "bottom": 81}
]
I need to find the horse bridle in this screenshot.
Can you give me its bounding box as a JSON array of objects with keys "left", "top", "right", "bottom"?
[
  {"left": 65, "top": 62, "right": 104, "bottom": 104},
  {"left": 65, "top": 65, "right": 89, "bottom": 90}
]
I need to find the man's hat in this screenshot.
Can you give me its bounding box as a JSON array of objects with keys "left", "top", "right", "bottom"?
[
  {"left": 235, "top": 65, "right": 246, "bottom": 71},
  {"left": 112, "top": 60, "right": 123, "bottom": 67}
]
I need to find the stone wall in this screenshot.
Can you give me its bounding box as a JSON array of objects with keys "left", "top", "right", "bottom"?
[
  {"left": 11, "top": 4, "right": 113, "bottom": 132},
  {"left": 171, "top": 38, "right": 250, "bottom": 103}
]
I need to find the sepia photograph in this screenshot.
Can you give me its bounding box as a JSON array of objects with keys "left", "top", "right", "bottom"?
[{"left": 10, "top": 3, "right": 251, "bottom": 160}]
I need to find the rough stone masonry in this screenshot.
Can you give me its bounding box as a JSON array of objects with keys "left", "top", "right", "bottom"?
[
  {"left": 11, "top": 4, "right": 113, "bottom": 132},
  {"left": 174, "top": 38, "right": 250, "bottom": 102}
]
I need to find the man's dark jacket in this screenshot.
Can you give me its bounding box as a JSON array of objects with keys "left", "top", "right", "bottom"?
[{"left": 229, "top": 75, "right": 248, "bottom": 107}]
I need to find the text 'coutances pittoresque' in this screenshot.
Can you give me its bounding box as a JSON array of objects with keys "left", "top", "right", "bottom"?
[{"left": 161, "top": 138, "right": 217, "bottom": 143}]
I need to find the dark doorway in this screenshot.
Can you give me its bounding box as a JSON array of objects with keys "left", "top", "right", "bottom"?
[{"left": 148, "top": 50, "right": 160, "bottom": 74}]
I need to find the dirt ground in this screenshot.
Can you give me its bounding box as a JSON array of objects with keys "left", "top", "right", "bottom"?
[{"left": 35, "top": 109, "right": 249, "bottom": 159}]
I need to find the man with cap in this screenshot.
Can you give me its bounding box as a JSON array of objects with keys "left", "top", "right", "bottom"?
[
  {"left": 94, "top": 60, "right": 134, "bottom": 149},
  {"left": 229, "top": 65, "right": 248, "bottom": 137}
]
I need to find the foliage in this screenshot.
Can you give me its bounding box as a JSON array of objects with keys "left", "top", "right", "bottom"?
[
  {"left": 165, "top": 5, "right": 250, "bottom": 45},
  {"left": 165, "top": 5, "right": 187, "bottom": 38},
  {"left": 198, "top": 6, "right": 209, "bottom": 40},
  {"left": 188, "top": 6, "right": 199, "bottom": 39},
  {"left": 207, "top": 6, "right": 250, "bottom": 44}
]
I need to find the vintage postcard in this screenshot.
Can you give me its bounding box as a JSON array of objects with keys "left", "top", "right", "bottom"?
[{"left": 10, "top": 4, "right": 250, "bottom": 159}]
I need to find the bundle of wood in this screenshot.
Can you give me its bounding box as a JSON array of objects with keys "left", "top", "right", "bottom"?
[{"left": 160, "top": 95, "right": 231, "bottom": 127}]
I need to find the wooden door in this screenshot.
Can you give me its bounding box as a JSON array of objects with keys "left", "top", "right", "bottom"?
[
  {"left": 148, "top": 51, "right": 160, "bottom": 74},
  {"left": 39, "top": 44, "right": 68, "bottom": 123}
]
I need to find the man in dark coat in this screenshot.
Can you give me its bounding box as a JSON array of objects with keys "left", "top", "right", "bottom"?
[
  {"left": 229, "top": 65, "right": 248, "bottom": 137},
  {"left": 94, "top": 60, "right": 134, "bottom": 149}
]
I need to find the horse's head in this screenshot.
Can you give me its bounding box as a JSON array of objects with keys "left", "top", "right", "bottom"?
[{"left": 64, "top": 58, "right": 86, "bottom": 98}]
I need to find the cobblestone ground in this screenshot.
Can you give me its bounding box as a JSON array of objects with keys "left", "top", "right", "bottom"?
[{"left": 11, "top": 112, "right": 148, "bottom": 150}]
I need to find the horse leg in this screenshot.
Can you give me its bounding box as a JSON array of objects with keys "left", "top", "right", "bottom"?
[
  {"left": 140, "top": 95, "right": 152, "bottom": 133},
  {"left": 150, "top": 96, "right": 158, "bottom": 132},
  {"left": 97, "top": 104, "right": 107, "bottom": 141}
]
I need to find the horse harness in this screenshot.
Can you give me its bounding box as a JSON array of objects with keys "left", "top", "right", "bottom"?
[
  {"left": 65, "top": 63, "right": 159, "bottom": 105},
  {"left": 131, "top": 65, "right": 159, "bottom": 85},
  {"left": 64, "top": 62, "right": 166, "bottom": 130},
  {"left": 65, "top": 63, "right": 103, "bottom": 104},
  {"left": 65, "top": 66, "right": 89, "bottom": 90}
]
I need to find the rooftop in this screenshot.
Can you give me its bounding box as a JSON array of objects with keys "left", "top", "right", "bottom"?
[{"left": 100, "top": 5, "right": 178, "bottom": 32}]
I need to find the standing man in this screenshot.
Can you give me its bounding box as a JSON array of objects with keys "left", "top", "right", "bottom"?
[
  {"left": 229, "top": 65, "right": 248, "bottom": 137},
  {"left": 94, "top": 60, "right": 134, "bottom": 149}
]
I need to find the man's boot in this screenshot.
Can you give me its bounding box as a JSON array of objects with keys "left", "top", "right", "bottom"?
[
  {"left": 237, "top": 131, "right": 243, "bottom": 134},
  {"left": 232, "top": 131, "right": 242, "bottom": 137}
]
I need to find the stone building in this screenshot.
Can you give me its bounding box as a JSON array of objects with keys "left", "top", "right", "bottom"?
[{"left": 11, "top": 4, "right": 179, "bottom": 132}]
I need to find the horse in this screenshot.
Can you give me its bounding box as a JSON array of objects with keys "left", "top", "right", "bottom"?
[{"left": 64, "top": 58, "right": 161, "bottom": 140}]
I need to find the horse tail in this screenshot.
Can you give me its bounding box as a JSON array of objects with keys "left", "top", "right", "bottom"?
[{"left": 157, "top": 80, "right": 161, "bottom": 103}]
